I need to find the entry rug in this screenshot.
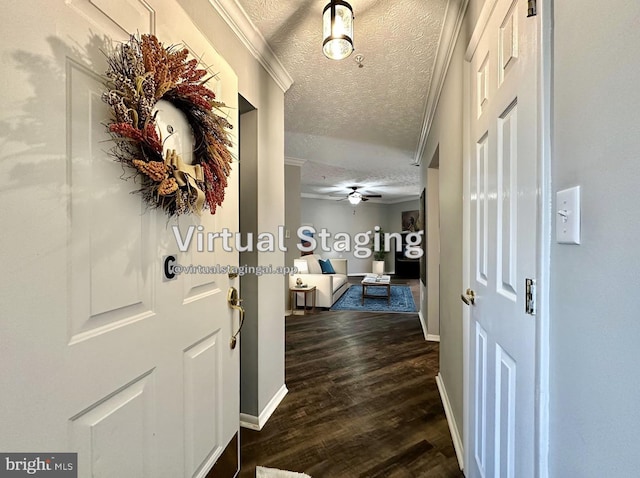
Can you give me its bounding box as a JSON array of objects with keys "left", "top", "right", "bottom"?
[
  {"left": 256, "top": 466, "right": 311, "bottom": 478},
  {"left": 330, "top": 285, "right": 417, "bottom": 313}
]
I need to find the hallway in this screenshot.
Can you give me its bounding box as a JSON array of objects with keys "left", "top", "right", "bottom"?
[{"left": 240, "top": 306, "right": 462, "bottom": 477}]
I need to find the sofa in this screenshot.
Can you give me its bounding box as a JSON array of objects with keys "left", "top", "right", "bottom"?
[{"left": 290, "top": 254, "right": 349, "bottom": 308}]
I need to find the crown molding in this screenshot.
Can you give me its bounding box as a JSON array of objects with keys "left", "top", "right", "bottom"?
[
  {"left": 414, "top": 0, "right": 469, "bottom": 165},
  {"left": 207, "top": 0, "right": 294, "bottom": 93}
]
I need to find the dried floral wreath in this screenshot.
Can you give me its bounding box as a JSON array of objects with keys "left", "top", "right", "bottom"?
[{"left": 102, "top": 34, "right": 233, "bottom": 216}]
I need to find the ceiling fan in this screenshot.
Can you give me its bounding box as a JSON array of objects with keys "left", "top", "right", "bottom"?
[{"left": 334, "top": 186, "right": 382, "bottom": 205}]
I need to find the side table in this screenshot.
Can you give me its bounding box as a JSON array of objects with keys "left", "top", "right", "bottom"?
[{"left": 289, "top": 286, "right": 316, "bottom": 315}]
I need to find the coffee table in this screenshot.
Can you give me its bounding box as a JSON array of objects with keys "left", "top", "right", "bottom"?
[{"left": 361, "top": 275, "right": 391, "bottom": 305}]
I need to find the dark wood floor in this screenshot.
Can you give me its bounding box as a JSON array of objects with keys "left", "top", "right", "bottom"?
[{"left": 239, "top": 302, "right": 463, "bottom": 477}]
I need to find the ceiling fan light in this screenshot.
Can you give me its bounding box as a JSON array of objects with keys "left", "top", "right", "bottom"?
[
  {"left": 348, "top": 192, "right": 362, "bottom": 205},
  {"left": 322, "top": 1, "right": 354, "bottom": 60}
]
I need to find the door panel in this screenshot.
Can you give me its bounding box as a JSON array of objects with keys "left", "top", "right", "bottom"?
[
  {"left": 183, "top": 333, "right": 222, "bottom": 477},
  {"left": 0, "top": 1, "right": 239, "bottom": 477},
  {"left": 473, "top": 324, "right": 488, "bottom": 478},
  {"left": 475, "top": 134, "right": 489, "bottom": 286},
  {"left": 494, "top": 345, "right": 516, "bottom": 478},
  {"left": 497, "top": 102, "right": 518, "bottom": 300},
  {"left": 67, "top": 59, "right": 155, "bottom": 343},
  {"left": 70, "top": 370, "right": 157, "bottom": 477},
  {"left": 466, "top": 0, "right": 538, "bottom": 476}
]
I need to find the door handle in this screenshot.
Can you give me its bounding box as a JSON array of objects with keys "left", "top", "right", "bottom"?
[
  {"left": 461, "top": 288, "right": 476, "bottom": 306},
  {"left": 227, "top": 287, "right": 245, "bottom": 349}
]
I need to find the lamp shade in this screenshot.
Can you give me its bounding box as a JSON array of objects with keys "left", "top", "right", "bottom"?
[{"left": 322, "top": 1, "right": 354, "bottom": 60}]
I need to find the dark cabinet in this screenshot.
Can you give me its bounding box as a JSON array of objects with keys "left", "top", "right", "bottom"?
[{"left": 394, "top": 232, "right": 420, "bottom": 278}]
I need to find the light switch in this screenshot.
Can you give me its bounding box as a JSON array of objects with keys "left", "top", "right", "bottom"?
[{"left": 556, "top": 186, "right": 581, "bottom": 244}]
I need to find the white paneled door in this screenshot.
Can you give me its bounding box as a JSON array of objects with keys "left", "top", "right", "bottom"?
[
  {"left": 0, "top": 1, "right": 239, "bottom": 477},
  {"left": 465, "top": 0, "right": 539, "bottom": 477}
]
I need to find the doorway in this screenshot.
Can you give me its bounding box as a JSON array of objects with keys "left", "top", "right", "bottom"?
[
  {"left": 426, "top": 147, "right": 441, "bottom": 341},
  {"left": 238, "top": 94, "right": 260, "bottom": 420}
]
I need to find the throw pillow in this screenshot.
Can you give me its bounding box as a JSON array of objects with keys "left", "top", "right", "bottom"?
[{"left": 319, "top": 259, "right": 336, "bottom": 274}]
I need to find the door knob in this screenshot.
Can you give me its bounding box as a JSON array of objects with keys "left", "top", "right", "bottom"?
[
  {"left": 461, "top": 288, "right": 476, "bottom": 306},
  {"left": 227, "top": 287, "right": 245, "bottom": 349}
]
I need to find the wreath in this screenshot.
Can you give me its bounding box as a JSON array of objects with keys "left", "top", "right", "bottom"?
[{"left": 102, "top": 34, "right": 233, "bottom": 216}]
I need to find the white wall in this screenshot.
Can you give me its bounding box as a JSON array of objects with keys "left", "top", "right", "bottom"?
[
  {"left": 300, "top": 198, "right": 388, "bottom": 275},
  {"left": 550, "top": 1, "right": 640, "bottom": 475},
  {"left": 421, "top": 31, "right": 467, "bottom": 431},
  {"left": 179, "top": 0, "right": 287, "bottom": 421},
  {"left": 385, "top": 199, "right": 421, "bottom": 231},
  {"left": 419, "top": 0, "right": 484, "bottom": 443},
  {"left": 299, "top": 198, "right": 420, "bottom": 276}
]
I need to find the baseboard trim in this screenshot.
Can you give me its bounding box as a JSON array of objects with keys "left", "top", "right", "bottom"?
[
  {"left": 436, "top": 373, "right": 464, "bottom": 471},
  {"left": 426, "top": 334, "right": 440, "bottom": 342},
  {"left": 240, "top": 384, "right": 288, "bottom": 431},
  {"left": 418, "top": 310, "right": 428, "bottom": 339}
]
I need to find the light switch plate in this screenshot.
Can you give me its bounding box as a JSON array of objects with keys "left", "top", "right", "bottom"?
[{"left": 556, "top": 186, "right": 581, "bottom": 244}]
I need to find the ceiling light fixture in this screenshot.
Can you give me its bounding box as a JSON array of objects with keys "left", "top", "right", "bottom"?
[
  {"left": 322, "top": 0, "right": 354, "bottom": 60},
  {"left": 348, "top": 192, "right": 362, "bottom": 205}
]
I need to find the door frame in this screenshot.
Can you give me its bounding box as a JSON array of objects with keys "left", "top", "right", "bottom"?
[
  {"left": 426, "top": 152, "right": 441, "bottom": 341},
  {"left": 461, "top": 1, "right": 552, "bottom": 476}
]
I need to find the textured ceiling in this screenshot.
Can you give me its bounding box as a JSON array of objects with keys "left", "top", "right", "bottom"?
[{"left": 236, "top": 0, "right": 448, "bottom": 202}]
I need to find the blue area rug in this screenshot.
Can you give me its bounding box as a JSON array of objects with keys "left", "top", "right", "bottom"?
[{"left": 330, "top": 285, "right": 417, "bottom": 313}]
